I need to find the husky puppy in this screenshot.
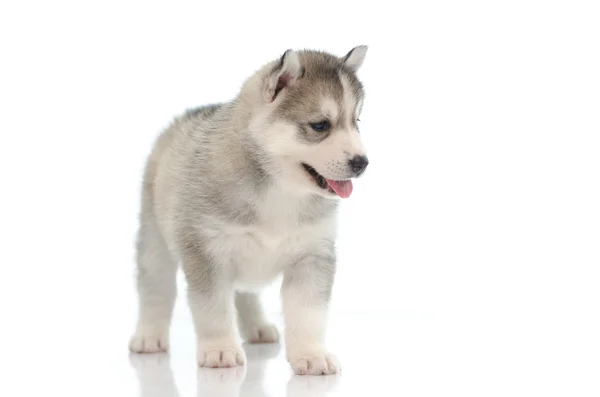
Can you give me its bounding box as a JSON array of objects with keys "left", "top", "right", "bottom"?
[{"left": 129, "top": 46, "right": 369, "bottom": 375}]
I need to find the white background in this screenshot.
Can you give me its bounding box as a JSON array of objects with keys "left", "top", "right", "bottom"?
[{"left": 1, "top": 1, "right": 599, "bottom": 396}]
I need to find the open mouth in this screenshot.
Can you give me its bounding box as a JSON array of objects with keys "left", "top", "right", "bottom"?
[{"left": 301, "top": 163, "right": 354, "bottom": 198}]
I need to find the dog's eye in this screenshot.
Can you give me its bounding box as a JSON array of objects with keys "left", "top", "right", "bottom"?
[{"left": 310, "top": 121, "right": 330, "bottom": 132}]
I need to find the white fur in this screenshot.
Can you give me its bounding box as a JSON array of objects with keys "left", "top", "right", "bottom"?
[
  {"left": 282, "top": 296, "right": 340, "bottom": 375},
  {"left": 339, "top": 72, "right": 367, "bottom": 158},
  {"left": 189, "top": 287, "right": 246, "bottom": 368},
  {"left": 129, "top": 215, "right": 177, "bottom": 353},
  {"left": 189, "top": 188, "right": 337, "bottom": 369},
  {"left": 236, "top": 292, "right": 280, "bottom": 343},
  {"left": 321, "top": 98, "right": 340, "bottom": 121},
  {"left": 130, "top": 47, "right": 368, "bottom": 376},
  {"left": 197, "top": 191, "right": 338, "bottom": 291}
]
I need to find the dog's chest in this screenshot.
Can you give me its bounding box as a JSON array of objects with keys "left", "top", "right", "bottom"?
[
  {"left": 227, "top": 226, "right": 305, "bottom": 287},
  {"left": 202, "top": 200, "right": 334, "bottom": 289}
]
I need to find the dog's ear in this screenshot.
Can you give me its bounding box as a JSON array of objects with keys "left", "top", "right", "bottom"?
[
  {"left": 265, "top": 49, "right": 302, "bottom": 102},
  {"left": 342, "top": 45, "right": 368, "bottom": 72}
]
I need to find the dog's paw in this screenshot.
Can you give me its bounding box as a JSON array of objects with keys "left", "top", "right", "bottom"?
[
  {"left": 287, "top": 352, "right": 340, "bottom": 375},
  {"left": 244, "top": 323, "right": 280, "bottom": 344},
  {"left": 129, "top": 329, "right": 169, "bottom": 353},
  {"left": 197, "top": 341, "right": 246, "bottom": 368}
]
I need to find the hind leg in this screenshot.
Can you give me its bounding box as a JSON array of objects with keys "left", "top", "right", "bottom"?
[
  {"left": 129, "top": 213, "right": 178, "bottom": 353},
  {"left": 236, "top": 291, "right": 280, "bottom": 344}
]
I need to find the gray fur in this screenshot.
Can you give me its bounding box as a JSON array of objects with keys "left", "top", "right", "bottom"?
[
  {"left": 130, "top": 46, "right": 369, "bottom": 374},
  {"left": 277, "top": 51, "right": 365, "bottom": 147}
]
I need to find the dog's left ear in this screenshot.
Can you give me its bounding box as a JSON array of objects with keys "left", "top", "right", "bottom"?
[
  {"left": 265, "top": 49, "right": 302, "bottom": 102},
  {"left": 342, "top": 45, "right": 368, "bottom": 72}
]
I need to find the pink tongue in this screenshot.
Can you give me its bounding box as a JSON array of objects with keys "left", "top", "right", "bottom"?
[{"left": 326, "top": 179, "right": 353, "bottom": 198}]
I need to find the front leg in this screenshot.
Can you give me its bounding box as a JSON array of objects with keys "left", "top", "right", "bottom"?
[
  {"left": 281, "top": 251, "right": 340, "bottom": 375},
  {"left": 181, "top": 247, "right": 245, "bottom": 368}
]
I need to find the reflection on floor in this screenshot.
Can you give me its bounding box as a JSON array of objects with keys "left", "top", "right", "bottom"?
[{"left": 130, "top": 343, "right": 340, "bottom": 397}]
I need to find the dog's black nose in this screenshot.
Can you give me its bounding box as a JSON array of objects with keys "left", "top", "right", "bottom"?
[{"left": 349, "top": 155, "right": 369, "bottom": 175}]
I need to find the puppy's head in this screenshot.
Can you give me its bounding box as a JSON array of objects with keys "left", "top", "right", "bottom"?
[{"left": 246, "top": 46, "right": 369, "bottom": 199}]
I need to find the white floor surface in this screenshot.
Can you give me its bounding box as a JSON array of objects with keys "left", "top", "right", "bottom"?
[
  {"left": 6, "top": 307, "right": 596, "bottom": 397},
  {"left": 2, "top": 2, "right": 600, "bottom": 397}
]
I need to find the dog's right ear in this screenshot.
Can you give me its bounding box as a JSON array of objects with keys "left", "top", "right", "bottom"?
[{"left": 265, "top": 49, "right": 302, "bottom": 103}]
